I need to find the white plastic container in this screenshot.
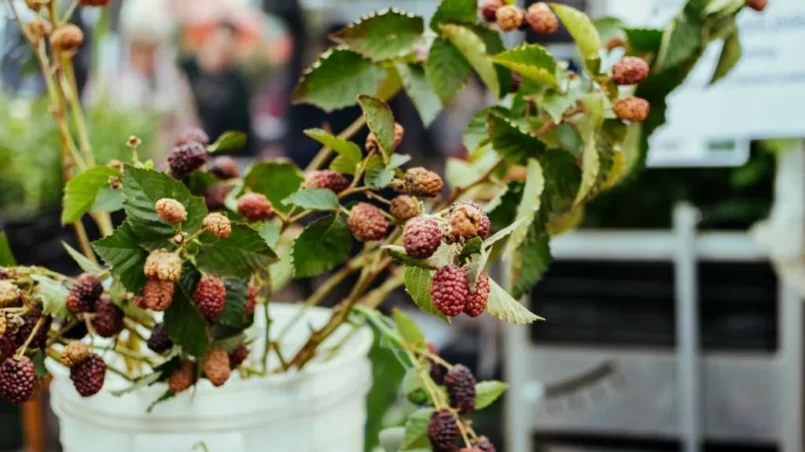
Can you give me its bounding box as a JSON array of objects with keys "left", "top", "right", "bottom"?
[{"left": 47, "top": 304, "right": 374, "bottom": 452}]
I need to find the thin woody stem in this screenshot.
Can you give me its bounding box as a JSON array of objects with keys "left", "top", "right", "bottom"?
[{"left": 14, "top": 316, "right": 46, "bottom": 360}]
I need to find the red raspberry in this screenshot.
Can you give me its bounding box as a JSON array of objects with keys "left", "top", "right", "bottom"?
[
  {"left": 205, "top": 184, "right": 232, "bottom": 211},
  {"left": 526, "top": 2, "right": 558, "bottom": 34},
  {"left": 428, "top": 408, "right": 459, "bottom": 452},
  {"left": 390, "top": 195, "right": 420, "bottom": 221},
  {"left": 92, "top": 296, "right": 124, "bottom": 338},
  {"left": 17, "top": 313, "right": 51, "bottom": 350},
  {"left": 168, "top": 360, "right": 195, "bottom": 394},
  {"left": 612, "top": 57, "right": 649, "bottom": 85},
  {"left": 0, "top": 333, "right": 17, "bottom": 358},
  {"left": 229, "top": 344, "right": 249, "bottom": 369},
  {"left": 175, "top": 128, "right": 210, "bottom": 146},
  {"left": 70, "top": 353, "right": 106, "bottom": 397},
  {"left": 194, "top": 277, "right": 227, "bottom": 321},
  {"left": 464, "top": 270, "right": 490, "bottom": 318},
  {"left": 147, "top": 323, "right": 174, "bottom": 354},
  {"left": 78, "top": 0, "right": 111, "bottom": 7},
  {"left": 246, "top": 284, "right": 257, "bottom": 317},
  {"left": 445, "top": 364, "right": 477, "bottom": 414},
  {"left": 143, "top": 279, "right": 175, "bottom": 312},
  {"left": 481, "top": 0, "right": 504, "bottom": 22},
  {"left": 168, "top": 142, "right": 208, "bottom": 179},
  {"left": 348, "top": 202, "right": 389, "bottom": 242},
  {"left": 237, "top": 193, "right": 274, "bottom": 222},
  {"left": 209, "top": 156, "right": 240, "bottom": 180},
  {"left": 431, "top": 265, "right": 469, "bottom": 317},
  {"left": 471, "top": 437, "right": 497, "bottom": 452},
  {"left": 204, "top": 349, "right": 231, "bottom": 387},
  {"left": 0, "top": 357, "right": 37, "bottom": 404},
  {"left": 403, "top": 217, "right": 442, "bottom": 259},
  {"left": 366, "top": 123, "right": 405, "bottom": 151},
  {"left": 304, "top": 170, "right": 351, "bottom": 194},
  {"left": 613, "top": 96, "right": 650, "bottom": 122},
  {"left": 746, "top": 0, "right": 767, "bottom": 11},
  {"left": 67, "top": 273, "right": 102, "bottom": 313}
]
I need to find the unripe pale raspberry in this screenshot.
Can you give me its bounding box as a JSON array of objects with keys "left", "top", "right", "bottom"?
[
  {"left": 144, "top": 250, "right": 183, "bottom": 282},
  {"left": 431, "top": 265, "right": 469, "bottom": 317},
  {"left": 168, "top": 360, "right": 195, "bottom": 394},
  {"left": 403, "top": 167, "right": 443, "bottom": 198},
  {"left": 526, "top": 2, "right": 558, "bottom": 34},
  {"left": 92, "top": 296, "right": 124, "bottom": 338},
  {"left": 155, "top": 198, "right": 187, "bottom": 225},
  {"left": 209, "top": 156, "right": 240, "bottom": 180},
  {"left": 147, "top": 323, "right": 173, "bottom": 354},
  {"left": 70, "top": 353, "right": 106, "bottom": 397},
  {"left": 445, "top": 364, "right": 477, "bottom": 414},
  {"left": 404, "top": 217, "right": 442, "bottom": 259},
  {"left": 175, "top": 128, "right": 210, "bottom": 146},
  {"left": 60, "top": 341, "right": 90, "bottom": 368},
  {"left": 237, "top": 193, "right": 274, "bottom": 222},
  {"left": 194, "top": 277, "right": 227, "bottom": 321},
  {"left": 229, "top": 344, "right": 249, "bottom": 369},
  {"left": 0, "top": 357, "right": 37, "bottom": 404},
  {"left": 205, "top": 184, "right": 232, "bottom": 211},
  {"left": 613, "top": 96, "right": 650, "bottom": 122},
  {"left": 246, "top": 284, "right": 257, "bottom": 317},
  {"left": 464, "top": 270, "right": 490, "bottom": 318},
  {"left": 366, "top": 123, "right": 405, "bottom": 151},
  {"left": 303, "top": 170, "right": 351, "bottom": 193},
  {"left": 143, "top": 279, "right": 175, "bottom": 312},
  {"left": 612, "top": 57, "right": 649, "bottom": 85},
  {"left": 24, "top": 20, "right": 50, "bottom": 41},
  {"left": 203, "top": 213, "right": 232, "bottom": 239},
  {"left": 496, "top": 5, "right": 524, "bottom": 32},
  {"left": 471, "top": 437, "right": 497, "bottom": 452},
  {"left": 746, "top": 0, "right": 767, "bottom": 11},
  {"left": 50, "top": 25, "right": 83, "bottom": 51},
  {"left": 481, "top": 0, "right": 504, "bottom": 22},
  {"left": 390, "top": 195, "right": 421, "bottom": 221},
  {"left": 66, "top": 273, "right": 102, "bottom": 313},
  {"left": 168, "top": 142, "right": 208, "bottom": 179},
  {"left": 606, "top": 35, "right": 626, "bottom": 51},
  {"left": 450, "top": 205, "right": 483, "bottom": 240},
  {"left": 204, "top": 349, "right": 231, "bottom": 387},
  {"left": 0, "top": 281, "right": 20, "bottom": 307},
  {"left": 428, "top": 408, "right": 459, "bottom": 452},
  {"left": 348, "top": 202, "right": 389, "bottom": 242}
]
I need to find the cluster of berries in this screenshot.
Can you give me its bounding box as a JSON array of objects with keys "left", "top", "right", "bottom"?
[
  {"left": 166, "top": 344, "right": 249, "bottom": 394},
  {"left": 428, "top": 364, "right": 497, "bottom": 452},
  {"left": 482, "top": 0, "right": 559, "bottom": 35}
]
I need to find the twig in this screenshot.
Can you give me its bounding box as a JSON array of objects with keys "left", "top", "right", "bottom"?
[
  {"left": 14, "top": 316, "right": 46, "bottom": 359},
  {"left": 456, "top": 420, "right": 473, "bottom": 448}
]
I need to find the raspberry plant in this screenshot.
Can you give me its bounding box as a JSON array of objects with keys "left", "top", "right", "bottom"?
[{"left": 0, "top": 0, "right": 762, "bottom": 450}]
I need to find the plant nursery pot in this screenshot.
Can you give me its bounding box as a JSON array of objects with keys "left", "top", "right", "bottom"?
[{"left": 46, "top": 303, "right": 374, "bottom": 452}]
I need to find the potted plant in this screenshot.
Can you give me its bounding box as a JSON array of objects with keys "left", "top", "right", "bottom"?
[{"left": 0, "top": 0, "right": 764, "bottom": 451}]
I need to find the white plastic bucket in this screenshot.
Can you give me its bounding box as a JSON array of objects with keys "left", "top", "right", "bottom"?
[{"left": 47, "top": 303, "right": 374, "bottom": 452}]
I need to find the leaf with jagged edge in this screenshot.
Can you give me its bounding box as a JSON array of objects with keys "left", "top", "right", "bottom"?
[
  {"left": 475, "top": 381, "right": 509, "bottom": 410},
  {"left": 655, "top": 11, "right": 703, "bottom": 71},
  {"left": 710, "top": 28, "right": 741, "bottom": 85},
  {"left": 429, "top": 0, "right": 476, "bottom": 31},
  {"left": 425, "top": 38, "right": 473, "bottom": 105},
  {"left": 486, "top": 114, "right": 547, "bottom": 165},
  {"left": 358, "top": 95, "right": 396, "bottom": 158},
  {"left": 441, "top": 24, "right": 500, "bottom": 99},
  {"left": 624, "top": 27, "right": 664, "bottom": 55},
  {"left": 487, "top": 278, "right": 543, "bottom": 324},
  {"left": 291, "top": 48, "right": 388, "bottom": 112},
  {"left": 550, "top": 3, "right": 602, "bottom": 72},
  {"left": 330, "top": 9, "right": 425, "bottom": 61},
  {"left": 303, "top": 128, "right": 362, "bottom": 163},
  {"left": 492, "top": 44, "right": 558, "bottom": 87},
  {"left": 396, "top": 63, "right": 442, "bottom": 127},
  {"left": 507, "top": 159, "right": 545, "bottom": 255}
]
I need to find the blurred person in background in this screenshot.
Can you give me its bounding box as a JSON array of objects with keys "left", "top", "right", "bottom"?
[
  {"left": 180, "top": 20, "right": 256, "bottom": 157},
  {"left": 84, "top": 0, "right": 196, "bottom": 151}
]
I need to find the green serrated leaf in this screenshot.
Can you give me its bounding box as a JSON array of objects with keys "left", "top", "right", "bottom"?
[
  {"left": 512, "top": 226, "right": 551, "bottom": 299},
  {"left": 211, "top": 333, "right": 247, "bottom": 353},
  {"left": 61, "top": 166, "right": 120, "bottom": 225},
  {"left": 62, "top": 242, "right": 102, "bottom": 274},
  {"left": 215, "top": 279, "right": 251, "bottom": 329},
  {"left": 0, "top": 232, "right": 16, "bottom": 267},
  {"left": 508, "top": 159, "right": 544, "bottom": 254},
  {"left": 165, "top": 264, "right": 209, "bottom": 357},
  {"left": 365, "top": 155, "right": 396, "bottom": 188},
  {"left": 492, "top": 44, "right": 558, "bottom": 87},
  {"left": 292, "top": 215, "right": 351, "bottom": 278},
  {"left": 551, "top": 3, "right": 601, "bottom": 71},
  {"left": 404, "top": 266, "right": 448, "bottom": 321},
  {"left": 384, "top": 245, "right": 436, "bottom": 269},
  {"left": 92, "top": 221, "right": 149, "bottom": 293},
  {"left": 426, "top": 38, "right": 473, "bottom": 105},
  {"left": 574, "top": 134, "right": 599, "bottom": 206},
  {"left": 196, "top": 225, "right": 277, "bottom": 279},
  {"left": 330, "top": 9, "right": 425, "bottom": 61},
  {"left": 624, "top": 27, "right": 664, "bottom": 55},
  {"left": 711, "top": 29, "right": 741, "bottom": 85},
  {"left": 464, "top": 109, "right": 491, "bottom": 153},
  {"left": 122, "top": 166, "right": 207, "bottom": 249},
  {"left": 475, "top": 381, "right": 509, "bottom": 410},
  {"left": 487, "top": 114, "right": 547, "bottom": 164},
  {"left": 207, "top": 131, "right": 247, "bottom": 153},
  {"left": 445, "top": 158, "right": 482, "bottom": 190},
  {"left": 484, "top": 216, "right": 528, "bottom": 249},
  {"left": 441, "top": 24, "right": 500, "bottom": 99},
  {"left": 396, "top": 63, "right": 442, "bottom": 127},
  {"left": 282, "top": 189, "right": 340, "bottom": 211},
  {"left": 487, "top": 278, "right": 542, "bottom": 324},
  {"left": 292, "top": 48, "right": 388, "bottom": 112},
  {"left": 330, "top": 155, "right": 358, "bottom": 175},
  {"left": 656, "top": 11, "right": 703, "bottom": 71},
  {"left": 460, "top": 237, "right": 483, "bottom": 259},
  {"left": 358, "top": 95, "right": 396, "bottom": 157},
  {"left": 303, "top": 128, "right": 362, "bottom": 163},
  {"left": 31, "top": 275, "right": 70, "bottom": 318},
  {"left": 704, "top": 0, "right": 745, "bottom": 16},
  {"left": 430, "top": 0, "right": 476, "bottom": 31},
  {"left": 403, "top": 408, "right": 434, "bottom": 449},
  {"left": 91, "top": 186, "right": 124, "bottom": 213},
  {"left": 393, "top": 308, "right": 426, "bottom": 350},
  {"left": 256, "top": 222, "right": 282, "bottom": 248},
  {"left": 242, "top": 161, "right": 305, "bottom": 213}
]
